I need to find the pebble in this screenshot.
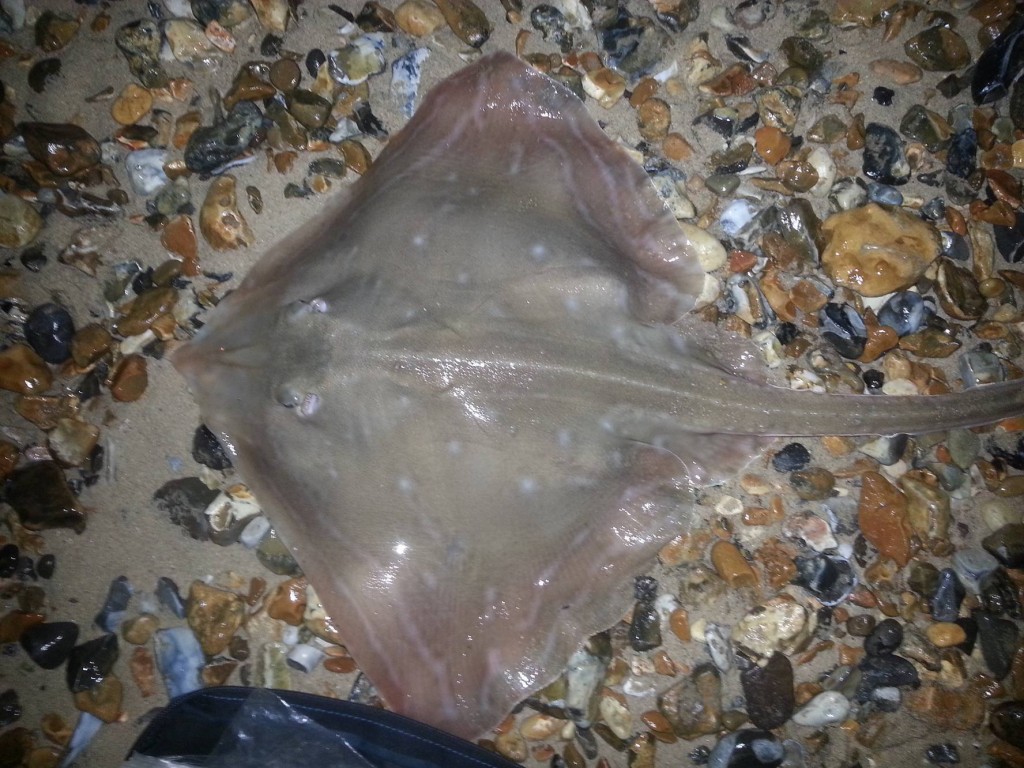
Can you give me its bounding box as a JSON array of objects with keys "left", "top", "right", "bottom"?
[
  {"left": 974, "top": 610, "right": 1019, "bottom": 679},
  {"left": 904, "top": 27, "right": 971, "bottom": 72},
  {"left": 19, "top": 621, "right": 79, "bottom": 669},
  {"left": 125, "top": 148, "right": 169, "bottom": 196},
  {"left": 731, "top": 598, "right": 811, "bottom": 657},
  {"left": 740, "top": 652, "right": 794, "bottom": 730},
  {"left": 707, "top": 729, "right": 783, "bottom": 768},
  {"left": 710, "top": 541, "right": 757, "bottom": 588},
  {"left": 395, "top": 0, "right": 445, "bottom": 36},
  {"left": 820, "top": 203, "right": 941, "bottom": 297},
  {"left": 870, "top": 58, "right": 923, "bottom": 85},
  {"left": 184, "top": 102, "right": 262, "bottom": 174},
  {"left": 22, "top": 122, "right": 101, "bottom": 177},
  {"left": 991, "top": 701, "right": 1024, "bottom": 749},
  {"left": 659, "top": 663, "right": 722, "bottom": 739},
  {"left": 931, "top": 568, "right": 965, "bottom": 622},
  {"left": 0, "top": 689, "right": 20, "bottom": 728},
  {"left": 186, "top": 580, "right": 244, "bottom": 656},
  {"left": 982, "top": 524, "right": 1024, "bottom": 568},
  {"left": 864, "top": 618, "right": 903, "bottom": 656},
  {"left": 793, "top": 553, "right": 856, "bottom": 605},
  {"left": 858, "top": 471, "right": 912, "bottom": 566},
  {"left": 35, "top": 10, "right": 79, "bottom": 52},
  {"left": 66, "top": 633, "right": 119, "bottom": 693},
  {"left": 5, "top": 461, "right": 86, "bottom": 533},
  {"left": 772, "top": 442, "right": 810, "bottom": 472},
  {"left": 199, "top": 175, "right": 253, "bottom": 250},
  {"left": 24, "top": 303, "right": 74, "bottom": 365},
  {"left": 153, "top": 627, "right": 203, "bottom": 698},
  {"left": 704, "top": 622, "right": 734, "bottom": 672},
  {"left": 121, "top": 614, "right": 158, "bottom": 645},
  {"left": 925, "top": 622, "right": 966, "bottom": 648},
  {"left": 792, "top": 690, "right": 850, "bottom": 727},
  {"left": 74, "top": 674, "right": 123, "bottom": 723},
  {"left": 862, "top": 122, "right": 910, "bottom": 185},
  {"left": 49, "top": 418, "right": 100, "bottom": 468},
  {"left": 94, "top": 576, "right": 132, "bottom": 633},
  {"left": 110, "top": 355, "right": 148, "bottom": 402},
  {"left": 111, "top": 83, "right": 152, "bottom": 126},
  {"left": 328, "top": 35, "right": 387, "bottom": 85},
  {"left": 0, "top": 193, "right": 43, "bottom": 248}
]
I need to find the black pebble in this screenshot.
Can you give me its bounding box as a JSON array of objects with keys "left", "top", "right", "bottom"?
[
  {"left": 36, "top": 554, "right": 55, "bottom": 579},
  {"left": 24, "top": 302, "right": 75, "bottom": 364},
  {"left": 772, "top": 442, "right": 810, "bottom": 472},
  {"left": 740, "top": 652, "right": 795, "bottom": 730},
  {"left": 15, "top": 556, "right": 35, "bottom": 581},
  {"left": 872, "top": 86, "right": 894, "bottom": 106},
  {"left": 925, "top": 743, "right": 960, "bottom": 764},
  {"left": 793, "top": 553, "right": 856, "bottom": 606},
  {"left": 708, "top": 729, "right": 784, "bottom": 768},
  {"left": 152, "top": 477, "right": 218, "bottom": 541},
  {"left": 0, "top": 544, "right": 17, "bottom": 578},
  {"left": 629, "top": 576, "right": 661, "bottom": 652},
  {"left": 305, "top": 48, "right": 326, "bottom": 78},
  {"left": 156, "top": 576, "right": 187, "bottom": 618},
  {"left": 855, "top": 654, "right": 920, "bottom": 702},
  {"left": 982, "top": 523, "right": 1024, "bottom": 568},
  {"left": 973, "top": 610, "right": 1019, "bottom": 679},
  {"left": 192, "top": 424, "right": 232, "bottom": 471},
  {"left": 20, "top": 621, "right": 79, "bottom": 670},
  {"left": 863, "top": 369, "right": 884, "bottom": 390},
  {"left": 0, "top": 688, "right": 21, "bottom": 728},
  {"left": 19, "top": 246, "right": 47, "bottom": 272},
  {"left": 931, "top": 568, "right": 965, "bottom": 622},
  {"left": 820, "top": 303, "right": 867, "bottom": 359},
  {"left": 66, "top": 633, "right": 119, "bottom": 692},
  {"left": 991, "top": 700, "right": 1024, "bottom": 750},
  {"left": 775, "top": 321, "right": 798, "bottom": 345},
  {"left": 979, "top": 568, "right": 1021, "bottom": 619},
  {"left": 260, "top": 33, "right": 282, "bottom": 57},
  {"left": 863, "top": 122, "right": 910, "bottom": 185},
  {"left": 865, "top": 618, "right": 903, "bottom": 656},
  {"left": 955, "top": 616, "right": 978, "bottom": 655},
  {"left": 946, "top": 128, "right": 978, "bottom": 180},
  {"left": 95, "top": 575, "right": 133, "bottom": 633}
]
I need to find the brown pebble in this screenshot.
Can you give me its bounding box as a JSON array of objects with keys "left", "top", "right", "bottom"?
[
  {"left": 637, "top": 97, "right": 671, "bottom": 141},
  {"left": 868, "top": 58, "right": 923, "bottom": 84},
  {"left": 200, "top": 175, "right": 254, "bottom": 250},
  {"left": 905, "top": 682, "right": 985, "bottom": 730},
  {"left": 73, "top": 674, "right": 123, "bottom": 723},
  {"left": 0, "top": 344, "right": 53, "bottom": 395},
  {"left": 433, "top": 0, "right": 491, "bottom": 48},
  {"left": 269, "top": 58, "right": 301, "bottom": 92},
  {"left": 265, "top": 577, "right": 308, "bottom": 625},
  {"left": 662, "top": 132, "right": 693, "bottom": 161},
  {"left": 130, "top": 646, "right": 158, "bottom": 697},
  {"left": 70, "top": 324, "right": 113, "bottom": 368},
  {"left": 669, "top": 606, "right": 691, "bottom": 642},
  {"left": 323, "top": 655, "right": 358, "bottom": 673},
  {"left": 778, "top": 159, "right": 819, "bottom": 192},
  {"left": 111, "top": 83, "right": 153, "bottom": 125},
  {"left": 122, "top": 613, "right": 159, "bottom": 645},
  {"left": 161, "top": 215, "right": 200, "bottom": 276},
  {"left": 186, "top": 580, "right": 245, "bottom": 656},
  {"left": 755, "top": 125, "right": 790, "bottom": 165},
  {"left": 14, "top": 395, "right": 79, "bottom": 431},
  {"left": 395, "top": 0, "right": 446, "bottom": 36},
  {"left": 925, "top": 621, "right": 967, "bottom": 648},
  {"left": 201, "top": 658, "right": 238, "bottom": 686},
  {"left": 339, "top": 139, "right": 372, "bottom": 174},
  {"left": 858, "top": 472, "right": 913, "bottom": 566},
  {"left": 113, "top": 286, "right": 178, "bottom": 337},
  {"left": 21, "top": 122, "right": 101, "bottom": 177},
  {"left": 629, "top": 77, "right": 658, "bottom": 107},
  {"left": 109, "top": 355, "right": 148, "bottom": 402},
  {"left": 710, "top": 540, "right": 758, "bottom": 588}
]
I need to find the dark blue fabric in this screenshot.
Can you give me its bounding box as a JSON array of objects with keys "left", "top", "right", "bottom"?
[{"left": 129, "top": 686, "right": 519, "bottom": 768}]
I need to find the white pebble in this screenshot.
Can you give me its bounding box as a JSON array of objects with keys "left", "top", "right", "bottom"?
[{"left": 793, "top": 690, "right": 850, "bottom": 727}]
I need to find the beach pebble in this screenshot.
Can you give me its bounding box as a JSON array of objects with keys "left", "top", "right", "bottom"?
[
  {"left": 395, "top": 0, "right": 444, "bottom": 36},
  {"left": 792, "top": 690, "right": 850, "bottom": 727},
  {"left": 973, "top": 611, "right": 1018, "bottom": 679},
  {"left": 186, "top": 581, "right": 244, "bottom": 656},
  {"left": 820, "top": 203, "right": 940, "bottom": 297},
  {"left": 329, "top": 35, "right": 387, "bottom": 85},
  {"left": 24, "top": 303, "right": 73, "bottom": 365},
  {"left": 200, "top": 175, "right": 254, "bottom": 250},
  {"left": 732, "top": 598, "right": 811, "bottom": 657},
  {"left": 48, "top": 418, "right": 100, "bottom": 468},
  {"left": 116, "top": 19, "right": 169, "bottom": 88},
  {"left": 772, "top": 442, "right": 810, "bottom": 472},
  {"left": 931, "top": 568, "right": 965, "bottom": 622},
  {"left": 266, "top": 577, "right": 308, "bottom": 625},
  {"left": 94, "top": 576, "right": 132, "bottom": 633},
  {"left": 904, "top": 27, "right": 970, "bottom": 72},
  {"left": 870, "top": 58, "right": 922, "bottom": 85},
  {"left": 659, "top": 663, "right": 722, "bottom": 739},
  {"left": 66, "top": 633, "right": 119, "bottom": 693},
  {"left": 20, "top": 621, "right": 79, "bottom": 669},
  {"left": 125, "top": 148, "right": 169, "bottom": 196},
  {"left": 991, "top": 701, "right": 1024, "bottom": 749},
  {"left": 855, "top": 653, "right": 920, "bottom": 702},
  {"left": 862, "top": 123, "right": 910, "bottom": 185},
  {"left": 35, "top": 10, "right": 80, "bottom": 53},
  {"left": 184, "top": 102, "right": 262, "bottom": 173},
  {"left": 0, "top": 344, "right": 52, "bottom": 395},
  {"left": 982, "top": 524, "right": 1024, "bottom": 567},
  {"left": 740, "top": 652, "right": 794, "bottom": 730},
  {"left": 710, "top": 541, "right": 757, "bottom": 588},
  {"left": 707, "top": 729, "right": 783, "bottom": 768},
  {"left": 5, "top": 461, "right": 86, "bottom": 533},
  {"left": 121, "top": 614, "right": 159, "bottom": 645},
  {"left": 0, "top": 193, "right": 43, "bottom": 248},
  {"left": 250, "top": 0, "right": 289, "bottom": 32},
  {"left": 73, "top": 674, "right": 123, "bottom": 723},
  {"left": 793, "top": 553, "right": 856, "bottom": 605},
  {"left": 110, "top": 355, "right": 148, "bottom": 402},
  {"left": 154, "top": 627, "right": 203, "bottom": 698},
  {"left": 22, "top": 122, "right": 100, "bottom": 177},
  {"left": 0, "top": 689, "right": 20, "bottom": 728}
]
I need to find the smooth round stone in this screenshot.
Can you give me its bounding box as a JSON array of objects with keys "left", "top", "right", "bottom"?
[
  {"left": 35, "top": 554, "right": 55, "bottom": 580},
  {"left": 846, "top": 614, "right": 876, "bottom": 637},
  {"left": 982, "top": 523, "right": 1024, "bottom": 568},
  {"left": 25, "top": 303, "right": 75, "bottom": 366},
  {"left": 287, "top": 89, "right": 332, "bottom": 130},
  {"left": 793, "top": 690, "right": 850, "bottom": 727},
  {"left": 946, "top": 428, "right": 980, "bottom": 469},
  {"left": 925, "top": 743, "right": 960, "bottom": 764},
  {"left": 124, "top": 149, "right": 169, "bottom": 196},
  {"left": 855, "top": 654, "right": 920, "bottom": 701},
  {"left": 820, "top": 302, "right": 866, "bottom": 358},
  {"left": 867, "top": 182, "right": 903, "bottom": 206},
  {"left": 705, "top": 173, "right": 740, "bottom": 196},
  {"left": 707, "top": 729, "right": 783, "bottom": 768},
  {"left": 863, "top": 123, "right": 910, "bottom": 185},
  {"left": 991, "top": 701, "right": 1024, "bottom": 749},
  {"left": 904, "top": 27, "right": 970, "bottom": 71},
  {"left": 931, "top": 568, "right": 965, "bottom": 622},
  {"left": 864, "top": 618, "right": 903, "bottom": 656},
  {"left": 19, "top": 621, "right": 79, "bottom": 669},
  {"left": 793, "top": 553, "right": 855, "bottom": 605},
  {"left": 0, "top": 193, "right": 43, "bottom": 248},
  {"left": 772, "top": 442, "right": 810, "bottom": 473},
  {"left": 740, "top": 652, "right": 794, "bottom": 730},
  {"left": 973, "top": 611, "right": 1019, "bottom": 679},
  {"left": 789, "top": 467, "right": 834, "bottom": 500},
  {"left": 925, "top": 622, "right": 966, "bottom": 648},
  {"left": 21, "top": 122, "right": 101, "bottom": 177},
  {"left": 269, "top": 58, "right": 301, "bottom": 91}
]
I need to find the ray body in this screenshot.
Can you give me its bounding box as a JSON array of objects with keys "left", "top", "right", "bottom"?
[{"left": 173, "top": 52, "right": 1024, "bottom": 738}]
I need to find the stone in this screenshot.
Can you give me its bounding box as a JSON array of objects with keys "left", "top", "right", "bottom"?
[
  {"left": 265, "top": 577, "right": 307, "bottom": 625},
  {"left": 48, "top": 418, "right": 99, "bottom": 467},
  {"left": 740, "top": 652, "right": 794, "bottom": 730},
  {"left": 905, "top": 683, "right": 985, "bottom": 730},
  {"left": 858, "top": 471, "right": 912, "bottom": 566},
  {"left": 931, "top": 568, "right": 965, "bottom": 623},
  {"left": 0, "top": 194, "right": 43, "bottom": 248},
  {"left": 869, "top": 58, "right": 922, "bottom": 84},
  {"left": 900, "top": 475, "right": 950, "bottom": 545},
  {"left": 982, "top": 524, "right": 1024, "bottom": 568},
  {"left": 925, "top": 622, "right": 966, "bottom": 648},
  {"left": 974, "top": 610, "right": 1019, "bottom": 679},
  {"left": 863, "top": 123, "right": 910, "bottom": 185},
  {"left": 658, "top": 663, "right": 722, "bottom": 738},
  {"left": 991, "top": 701, "right": 1024, "bottom": 749},
  {"left": 20, "top": 622, "right": 79, "bottom": 669},
  {"left": 66, "top": 633, "right": 118, "bottom": 693},
  {"left": 790, "top": 467, "right": 835, "bottom": 500},
  {"left": 395, "top": 0, "right": 445, "bottom": 35},
  {"left": 710, "top": 541, "right": 757, "bottom": 588},
  {"left": 731, "top": 598, "right": 812, "bottom": 657},
  {"left": 21, "top": 122, "right": 101, "bottom": 177},
  {"left": 73, "top": 674, "right": 122, "bottom": 723},
  {"left": 109, "top": 355, "right": 148, "bottom": 403},
  {"left": 186, "top": 581, "right": 245, "bottom": 656},
  {"left": 864, "top": 618, "right": 902, "bottom": 656},
  {"left": 0, "top": 345, "right": 52, "bottom": 395},
  {"left": 820, "top": 203, "right": 941, "bottom": 297},
  {"left": 5, "top": 461, "right": 85, "bottom": 533},
  {"left": 121, "top": 614, "right": 159, "bottom": 645},
  {"left": 164, "top": 19, "right": 220, "bottom": 64},
  {"left": 792, "top": 690, "right": 850, "bottom": 726},
  {"left": 113, "top": 286, "right": 178, "bottom": 337},
  {"left": 904, "top": 27, "right": 971, "bottom": 72},
  {"left": 161, "top": 215, "right": 199, "bottom": 276},
  {"left": 200, "top": 175, "right": 254, "bottom": 250},
  {"left": 111, "top": 83, "right": 152, "bottom": 125}
]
